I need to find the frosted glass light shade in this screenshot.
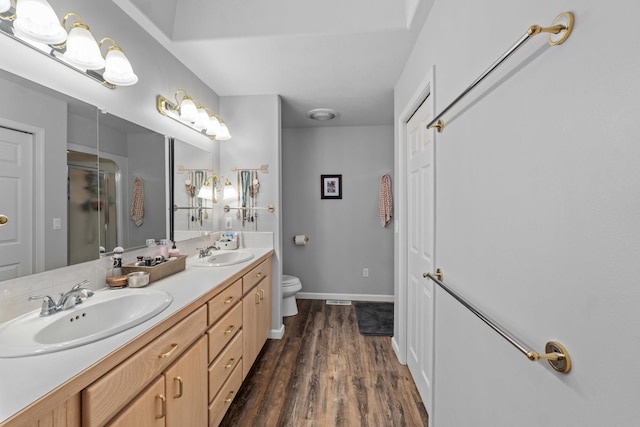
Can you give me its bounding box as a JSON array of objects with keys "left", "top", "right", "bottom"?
[
  {"left": 13, "top": 0, "right": 67, "bottom": 44},
  {"left": 63, "top": 24, "right": 105, "bottom": 70},
  {"left": 197, "top": 184, "right": 213, "bottom": 200},
  {"left": 103, "top": 48, "right": 138, "bottom": 86},
  {"left": 215, "top": 122, "right": 231, "bottom": 141},
  {"left": 0, "top": 0, "right": 11, "bottom": 13},
  {"left": 193, "top": 107, "right": 210, "bottom": 130},
  {"left": 205, "top": 115, "right": 222, "bottom": 136},
  {"left": 179, "top": 98, "right": 197, "bottom": 122}
]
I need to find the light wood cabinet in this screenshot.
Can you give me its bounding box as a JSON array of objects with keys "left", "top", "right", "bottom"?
[
  {"left": 242, "top": 259, "right": 272, "bottom": 378},
  {"left": 2, "top": 252, "right": 273, "bottom": 427},
  {"left": 107, "top": 335, "right": 208, "bottom": 427}
]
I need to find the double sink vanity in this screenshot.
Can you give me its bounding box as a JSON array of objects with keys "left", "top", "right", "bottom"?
[{"left": 0, "top": 247, "right": 274, "bottom": 427}]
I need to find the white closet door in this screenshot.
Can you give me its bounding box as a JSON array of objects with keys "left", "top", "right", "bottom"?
[{"left": 406, "top": 97, "right": 435, "bottom": 416}]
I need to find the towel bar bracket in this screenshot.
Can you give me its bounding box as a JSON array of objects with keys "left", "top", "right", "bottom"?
[{"left": 527, "top": 341, "right": 571, "bottom": 373}]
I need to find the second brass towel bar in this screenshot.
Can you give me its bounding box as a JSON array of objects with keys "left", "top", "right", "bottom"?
[
  {"left": 424, "top": 268, "right": 571, "bottom": 374},
  {"left": 427, "top": 11, "right": 575, "bottom": 133}
]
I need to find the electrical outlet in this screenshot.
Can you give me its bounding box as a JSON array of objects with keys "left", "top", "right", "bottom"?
[
  {"left": 363, "top": 268, "right": 369, "bottom": 278},
  {"left": 52, "top": 218, "right": 62, "bottom": 230}
]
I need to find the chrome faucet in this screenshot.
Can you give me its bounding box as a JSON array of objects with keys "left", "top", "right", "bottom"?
[
  {"left": 29, "top": 280, "right": 94, "bottom": 316},
  {"left": 198, "top": 244, "right": 219, "bottom": 258}
]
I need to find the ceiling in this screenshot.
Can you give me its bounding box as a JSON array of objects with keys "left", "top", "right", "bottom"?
[{"left": 114, "top": 0, "right": 434, "bottom": 128}]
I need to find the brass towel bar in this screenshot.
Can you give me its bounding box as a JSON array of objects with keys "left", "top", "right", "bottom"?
[
  {"left": 427, "top": 11, "right": 575, "bottom": 133},
  {"left": 424, "top": 268, "right": 571, "bottom": 373}
]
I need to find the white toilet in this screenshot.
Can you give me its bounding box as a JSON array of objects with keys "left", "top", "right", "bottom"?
[{"left": 282, "top": 275, "right": 302, "bottom": 316}]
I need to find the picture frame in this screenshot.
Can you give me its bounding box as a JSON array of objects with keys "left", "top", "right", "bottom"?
[{"left": 321, "top": 174, "right": 342, "bottom": 199}]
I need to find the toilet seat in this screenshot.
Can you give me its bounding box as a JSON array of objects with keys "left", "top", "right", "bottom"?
[{"left": 282, "top": 275, "right": 301, "bottom": 288}]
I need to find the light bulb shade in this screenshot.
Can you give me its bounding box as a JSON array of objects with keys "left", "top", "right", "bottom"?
[
  {"left": 205, "top": 115, "right": 222, "bottom": 136},
  {"left": 13, "top": 0, "right": 67, "bottom": 44},
  {"left": 179, "top": 98, "right": 197, "bottom": 122},
  {"left": 63, "top": 25, "right": 105, "bottom": 70},
  {"left": 193, "top": 107, "right": 210, "bottom": 130},
  {"left": 223, "top": 182, "right": 236, "bottom": 200},
  {"left": 197, "top": 184, "right": 213, "bottom": 200},
  {"left": 103, "top": 48, "right": 138, "bottom": 86},
  {"left": 215, "top": 122, "right": 231, "bottom": 141},
  {"left": 0, "top": 0, "right": 11, "bottom": 13}
]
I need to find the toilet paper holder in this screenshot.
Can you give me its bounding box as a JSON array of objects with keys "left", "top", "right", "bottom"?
[{"left": 293, "top": 235, "right": 309, "bottom": 245}]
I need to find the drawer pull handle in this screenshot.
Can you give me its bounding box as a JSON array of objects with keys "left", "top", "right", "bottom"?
[
  {"left": 224, "top": 296, "right": 235, "bottom": 304},
  {"left": 224, "top": 390, "right": 235, "bottom": 403},
  {"left": 156, "top": 394, "right": 166, "bottom": 419},
  {"left": 255, "top": 292, "right": 260, "bottom": 304},
  {"left": 255, "top": 272, "right": 262, "bottom": 278},
  {"left": 224, "top": 358, "right": 235, "bottom": 369},
  {"left": 174, "top": 376, "right": 183, "bottom": 398},
  {"left": 224, "top": 325, "right": 235, "bottom": 335},
  {"left": 158, "top": 343, "right": 179, "bottom": 359}
]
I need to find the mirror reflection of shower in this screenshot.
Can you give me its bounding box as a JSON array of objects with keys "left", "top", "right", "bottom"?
[{"left": 67, "top": 150, "right": 120, "bottom": 265}]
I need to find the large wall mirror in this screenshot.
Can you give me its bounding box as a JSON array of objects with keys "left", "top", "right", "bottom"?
[{"left": 0, "top": 68, "right": 167, "bottom": 282}]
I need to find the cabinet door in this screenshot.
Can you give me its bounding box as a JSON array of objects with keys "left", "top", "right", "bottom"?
[
  {"left": 259, "top": 271, "right": 272, "bottom": 343},
  {"left": 242, "top": 286, "right": 261, "bottom": 378},
  {"left": 164, "top": 335, "right": 208, "bottom": 427},
  {"left": 107, "top": 377, "right": 165, "bottom": 427}
]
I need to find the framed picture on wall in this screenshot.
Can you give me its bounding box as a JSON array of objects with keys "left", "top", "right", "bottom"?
[{"left": 321, "top": 174, "right": 342, "bottom": 199}]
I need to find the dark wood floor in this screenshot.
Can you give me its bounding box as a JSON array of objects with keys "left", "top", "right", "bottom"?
[{"left": 219, "top": 299, "right": 429, "bottom": 427}]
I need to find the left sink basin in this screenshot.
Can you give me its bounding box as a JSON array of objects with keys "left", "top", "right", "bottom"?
[{"left": 0, "top": 288, "right": 173, "bottom": 358}]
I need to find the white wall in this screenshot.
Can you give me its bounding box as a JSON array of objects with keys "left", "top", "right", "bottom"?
[
  {"left": 220, "top": 95, "right": 283, "bottom": 334},
  {"left": 395, "top": 1, "right": 640, "bottom": 425},
  {"left": 282, "top": 125, "right": 394, "bottom": 299}
]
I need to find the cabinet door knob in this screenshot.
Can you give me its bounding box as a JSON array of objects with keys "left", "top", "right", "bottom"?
[
  {"left": 173, "top": 376, "right": 183, "bottom": 399},
  {"left": 155, "top": 394, "right": 166, "bottom": 419}
]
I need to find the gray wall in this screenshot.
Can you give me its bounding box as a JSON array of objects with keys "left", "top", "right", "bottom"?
[
  {"left": 395, "top": 0, "right": 640, "bottom": 425},
  {"left": 220, "top": 95, "right": 283, "bottom": 333},
  {"left": 282, "top": 125, "right": 393, "bottom": 298}
]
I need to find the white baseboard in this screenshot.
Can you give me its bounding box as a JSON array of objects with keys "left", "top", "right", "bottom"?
[
  {"left": 268, "top": 324, "right": 285, "bottom": 340},
  {"left": 296, "top": 292, "right": 394, "bottom": 303}
]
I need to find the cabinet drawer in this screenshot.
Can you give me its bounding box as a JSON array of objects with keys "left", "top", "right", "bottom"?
[
  {"left": 208, "top": 362, "right": 243, "bottom": 427},
  {"left": 242, "top": 260, "right": 268, "bottom": 294},
  {"left": 207, "top": 301, "right": 242, "bottom": 362},
  {"left": 208, "top": 330, "right": 243, "bottom": 402},
  {"left": 208, "top": 278, "right": 242, "bottom": 326},
  {"left": 83, "top": 306, "right": 207, "bottom": 427}
]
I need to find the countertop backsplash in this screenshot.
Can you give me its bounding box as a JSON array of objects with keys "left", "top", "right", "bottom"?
[{"left": 0, "top": 232, "right": 273, "bottom": 323}]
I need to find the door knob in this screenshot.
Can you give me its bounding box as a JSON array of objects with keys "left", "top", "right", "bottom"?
[{"left": 0, "top": 215, "right": 7, "bottom": 226}]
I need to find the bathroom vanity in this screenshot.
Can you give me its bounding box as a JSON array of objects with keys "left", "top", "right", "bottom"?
[{"left": 0, "top": 248, "right": 274, "bottom": 427}]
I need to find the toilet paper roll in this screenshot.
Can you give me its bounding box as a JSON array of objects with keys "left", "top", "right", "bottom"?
[{"left": 293, "top": 235, "right": 309, "bottom": 246}]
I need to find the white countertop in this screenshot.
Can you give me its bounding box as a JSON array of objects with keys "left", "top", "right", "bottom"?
[{"left": 0, "top": 247, "right": 273, "bottom": 424}]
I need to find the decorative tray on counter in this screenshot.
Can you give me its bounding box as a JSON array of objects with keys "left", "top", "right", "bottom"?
[{"left": 121, "top": 255, "right": 187, "bottom": 283}]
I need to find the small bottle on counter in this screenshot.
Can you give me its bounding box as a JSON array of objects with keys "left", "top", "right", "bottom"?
[
  {"left": 168, "top": 241, "right": 180, "bottom": 258},
  {"left": 159, "top": 239, "right": 170, "bottom": 258}
]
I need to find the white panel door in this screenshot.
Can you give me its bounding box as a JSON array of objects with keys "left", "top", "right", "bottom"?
[
  {"left": 0, "top": 126, "right": 34, "bottom": 281},
  {"left": 406, "top": 97, "right": 435, "bottom": 415}
]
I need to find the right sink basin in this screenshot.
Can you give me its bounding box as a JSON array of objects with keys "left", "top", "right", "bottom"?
[{"left": 187, "top": 250, "right": 254, "bottom": 267}]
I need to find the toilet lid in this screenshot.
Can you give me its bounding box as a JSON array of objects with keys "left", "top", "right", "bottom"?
[{"left": 282, "top": 275, "right": 300, "bottom": 286}]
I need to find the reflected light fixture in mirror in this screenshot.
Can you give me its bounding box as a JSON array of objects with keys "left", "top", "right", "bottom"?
[
  {"left": 197, "top": 175, "right": 214, "bottom": 201},
  {"left": 0, "top": 1, "right": 138, "bottom": 88},
  {"left": 157, "top": 92, "right": 232, "bottom": 141},
  {"left": 223, "top": 178, "right": 236, "bottom": 200}
]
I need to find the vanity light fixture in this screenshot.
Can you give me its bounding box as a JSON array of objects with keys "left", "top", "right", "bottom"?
[
  {"left": 61, "top": 12, "right": 104, "bottom": 70},
  {"left": 100, "top": 37, "right": 138, "bottom": 86},
  {"left": 0, "top": 0, "right": 11, "bottom": 14},
  {"left": 197, "top": 176, "right": 214, "bottom": 201},
  {"left": 157, "top": 92, "right": 232, "bottom": 141},
  {"left": 0, "top": 2, "right": 138, "bottom": 88},
  {"left": 12, "top": 0, "right": 67, "bottom": 45}
]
